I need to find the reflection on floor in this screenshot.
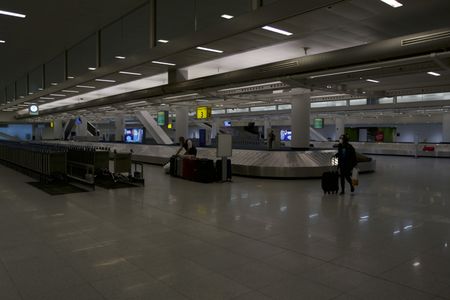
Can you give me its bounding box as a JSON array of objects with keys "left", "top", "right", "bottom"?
[{"left": 0, "top": 156, "right": 449, "bottom": 300}]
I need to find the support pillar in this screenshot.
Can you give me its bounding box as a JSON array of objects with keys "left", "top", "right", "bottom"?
[
  {"left": 291, "top": 95, "right": 310, "bottom": 149},
  {"left": 264, "top": 117, "right": 271, "bottom": 140},
  {"left": 443, "top": 113, "right": 450, "bottom": 143},
  {"left": 114, "top": 117, "right": 125, "bottom": 142},
  {"left": 175, "top": 107, "right": 189, "bottom": 142},
  {"left": 335, "top": 116, "right": 345, "bottom": 141},
  {"left": 53, "top": 119, "right": 63, "bottom": 140}
]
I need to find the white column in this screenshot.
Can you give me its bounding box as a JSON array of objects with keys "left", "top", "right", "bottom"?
[
  {"left": 53, "top": 119, "right": 63, "bottom": 140},
  {"left": 335, "top": 116, "right": 345, "bottom": 140},
  {"left": 291, "top": 95, "right": 310, "bottom": 149},
  {"left": 443, "top": 113, "right": 450, "bottom": 143},
  {"left": 264, "top": 117, "right": 271, "bottom": 139},
  {"left": 175, "top": 107, "right": 189, "bottom": 142},
  {"left": 114, "top": 117, "right": 125, "bottom": 142}
]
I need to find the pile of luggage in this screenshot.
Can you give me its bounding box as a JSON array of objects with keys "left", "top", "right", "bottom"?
[{"left": 168, "top": 156, "right": 231, "bottom": 183}]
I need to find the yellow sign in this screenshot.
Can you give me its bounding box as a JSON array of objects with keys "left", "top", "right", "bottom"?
[
  {"left": 168, "top": 123, "right": 173, "bottom": 129},
  {"left": 196, "top": 106, "right": 211, "bottom": 119},
  {"left": 50, "top": 121, "right": 54, "bottom": 128}
]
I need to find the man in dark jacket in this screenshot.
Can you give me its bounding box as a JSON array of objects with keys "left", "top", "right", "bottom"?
[{"left": 335, "top": 134, "right": 357, "bottom": 195}]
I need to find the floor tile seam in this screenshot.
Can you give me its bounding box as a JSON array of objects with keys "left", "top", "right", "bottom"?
[
  {"left": 0, "top": 258, "right": 25, "bottom": 300},
  {"left": 329, "top": 258, "right": 440, "bottom": 298}
]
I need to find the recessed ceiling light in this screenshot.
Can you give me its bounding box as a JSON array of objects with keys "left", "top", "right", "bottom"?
[
  {"left": 115, "top": 56, "right": 126, "bottom": 59},
  {"left": 62, "top": 90, "right": 79, "bottom": 93},
  {"left": 221, "top": 14, "right": 234, "bottom": 19},
  {"left": 76, "top": 85, "right": 96, "bottom": 89},
  {"left": 152, "top": 60, "right": 176, "bottom": 66},
  {"left": 158, "top": 39, "right": 169, "bottom": 43},
  {"left": 0, "top": 40, "right": 5, "bottom": 44},
  {"left": 88, "top": 67, "right": 96, "bottom": 71},
  {"left": 119, "top": 71, "right": 142, "bottom": 76},
  {"left": 427, "top": 71, "right": 441, "bottom": 77},
  {"left": 67, "top": 76, "right": 75, "bottom": 79},
  {"left": 262, "top": 25, "right": 293, "bottom": 36},
  {"left": 0, "top": 9, "right": 26, "bottom": 18},
  {"left": 379, "top": 0, "right": 403, "bottom": 8},
  {"left": 366, "top": 79, "right": 380, "bottom": 83},
  {"left": 196, "top": 46, "right": 224, "bottom": 53},
  {"left": 95, "top": 79, "right": 116, "bottom": 83}
]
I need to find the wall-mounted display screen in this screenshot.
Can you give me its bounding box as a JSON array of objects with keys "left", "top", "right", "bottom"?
[
  {"left": 313, "top": 118, "right": 324, "bottom": 129},
  {"left": 157, "top": 111, "right": 168, "bottom": 126},
  {"left": 280, "top": 129, "right": 292, "bottom": 141},
  {"left": 124, "top": 128, "right": 144, "bottom": 143},
  {"left": 224, "top": 120, "right": 231, "bottom": 127}
]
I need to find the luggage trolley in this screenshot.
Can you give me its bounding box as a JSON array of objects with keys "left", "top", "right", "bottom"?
[{"left": 111, "top": 150, "right": 145, "bottom": 186}]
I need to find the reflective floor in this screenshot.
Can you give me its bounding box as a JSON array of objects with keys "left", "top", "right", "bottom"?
[{"left": 0, "top": 156, "right": 449, "bottom": 300}]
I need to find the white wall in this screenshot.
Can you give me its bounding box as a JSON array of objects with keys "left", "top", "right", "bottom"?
[{"left": 395, "top": 124, "right": 442, "bottom": 143}]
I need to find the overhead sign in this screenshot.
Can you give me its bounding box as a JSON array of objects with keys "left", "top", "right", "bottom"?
[
  {"left": 196, "top": 106, "right": 211, "bottom": 119},
  {"left": 29, "top": 104, "right": 39, "bottom": 115},
  {"left": 313, "top": 118, "right": 324, "bottom": 129},
  {"left": 157, "top": 111, "right": 168, "bottom": 126}
]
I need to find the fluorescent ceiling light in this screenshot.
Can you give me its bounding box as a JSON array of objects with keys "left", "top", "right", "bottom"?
[
  {"left": 0, "top": 40, "right": 5, "bottom": 44},
  {"left": 49, "top": 94, "right": 66, "bottom": 97},
  {"left": 0, "top": 9, "right": 26, "bottom": 18},
  {"left": 119, "top": 71, "right": 142, "bottom": 76},
  {"left": 62, "top": 90, "right": 79, "bottom": 93},
  {"left": 309, "top": 67, "right": 381, "bottom": 79},
  {"left": 50, "top": 82, "right": 58, "bottom": 86},
  {"left": 379, "top": 0, "right": 403, "bottom": 8},
  {"left": 125, "top": 101, "right": 147, "bottom": 106},
  {"left": 221, "top": 14, "right": 234, "bottom": 19},
  {"left": 88, "top": 67, "right": 96, "bottom": 71},
  {"left": 152, "top": 60, "right": 176, "bottom": 66},
  {"left": 262, "top": 25, "right": 293, "bottom": 36},
  {"left": 115, "top": 56, "right": 126, "bottom": 59},
  {"left": 218, "top": 81, "right": 283, "bottom": 92},
  {"left": 67, "top": 76, "right": 75, "bottom": 79},
  {"left": 196, "top": 46, "right": 224, "bottom": 53},
  {"left": 95, "top": 79, "right": 116, "bottom": 83},
  {"left": 39, "top": 97, "right": 55, "bottom": 100},
  {"left": 158, "top": 39, "right": 169, "bottom": 43},
  {"left": 366, "top": 79, "right": 380, "bottom": 83},
  {"left": 427, "top": 71, "right": 441, "bottom": 77},
  {"left": 76, "top": 85, "right": 96, "bottom": 89},
  {"left": 163, "top": 93, "right": 199, "bottom": 100}
]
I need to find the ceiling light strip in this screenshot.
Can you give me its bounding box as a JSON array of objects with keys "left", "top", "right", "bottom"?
[
  {"left": 163, "top": 93, "right": 199, "bottom": 100},
  {"left": 62, "top": 90, "right": 79, "bottom": 93},
  {"left": 119, "top": 71, "right": 142, "bottom": 76},
  {"left": 0, "top": 9, "right": 26, "bottom": 18},
  {"left": 196, "top": 46, "right": 224, "bottom": 53},
  {"left": 427, "top": 71, "right": 441, "bottom": 77},
  {"left": 76, "top": 85, "right": 96, "bottom": 89},
  {"left": 95, "top": 79, "right": 116, "bottom": 83},
  {"left": 366, "top": 79, "right": 380, "bottom": 83},
  {"left": 379, "top": 0, "right": 403, "bottom": 8},
  {"left": 218, "top": 81, "right": 284, "bottom": 92},
  {"left": 152, "top": 60, "right": 176, "bottom": 66},
  {"left": 262, "top": 25, "right": 293, "bottom": 36}
]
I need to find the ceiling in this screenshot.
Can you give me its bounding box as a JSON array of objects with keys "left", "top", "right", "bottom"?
[{"left": 3, "top": 0, "right": 450, "bottom": 121}]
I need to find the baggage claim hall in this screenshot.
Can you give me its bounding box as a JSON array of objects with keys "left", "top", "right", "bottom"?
[{"left": 1, "top": 0, "right": 450, "bottom": 299}]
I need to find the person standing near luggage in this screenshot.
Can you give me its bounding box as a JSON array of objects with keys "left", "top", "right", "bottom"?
[
  {"left": 175, "top": 136, "right": 197, "bottom": 157},
  {"left": 335, "top": 134, "right": 357, "bottom": 195}
]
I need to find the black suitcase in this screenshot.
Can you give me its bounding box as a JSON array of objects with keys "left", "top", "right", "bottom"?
[
  {"left": 216, "top": 159, "right": 232, "bottom": 181},
  {"left": 321, "top": 171, "right": 339, "bottom": 194},
  {"left": 169, "top": 156, "right": 178, "bottom": 177},
  {"left": 195, "top": 159, "right": 216, "bottom": 183}
]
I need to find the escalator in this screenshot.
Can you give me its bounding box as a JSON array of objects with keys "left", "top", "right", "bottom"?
[{"left": 87, "top": 122, "right": 97, "bottom": 136}]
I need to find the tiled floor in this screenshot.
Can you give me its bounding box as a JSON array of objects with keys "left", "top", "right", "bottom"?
[{"left": 0, "top": 155, "right": 450, "bottom": 299}]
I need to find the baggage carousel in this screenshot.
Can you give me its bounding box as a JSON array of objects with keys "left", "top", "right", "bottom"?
[{"left": 42, "top": 141, "right": 376, "bottom": 178}]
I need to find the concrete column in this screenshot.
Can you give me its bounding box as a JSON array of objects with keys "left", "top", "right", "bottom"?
[
  {"left": 335, "top": 116, "right": 345, "bottom": 141},
  {"left": 264, "top": 117, "right": 271, "bottom": 139},
  {"left": 114, "top": 117, "right": 125, "bottom": 142},
  {"left": 291, "top": 95, "right": 310, "bottom": 149},
  {"left": 175, "top": 107, "right": 189, "bottom": 142},
  {"left": 443, "top": 113, "right": 450, "bottom": 143},
  {"left": 53, "top": 119, "right": 63, "bottom": 140}
]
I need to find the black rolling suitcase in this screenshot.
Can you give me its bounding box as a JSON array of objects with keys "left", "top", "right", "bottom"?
[
  {"left": 195, "top": 159, "right": 216, "bottom": 183},
  {"left": 216, "top": 159, "right": 232, "bottom": 181},
  {"left": 321, "top": 157, "right": 339, "bottom": 194},
  {"left": 169, "top": 156, "right": 177, "bottom": 176}
]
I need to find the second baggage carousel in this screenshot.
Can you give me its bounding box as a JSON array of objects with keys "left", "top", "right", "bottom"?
[{"left": 42, "top": 141, "right": 376, "bottom": 178}]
